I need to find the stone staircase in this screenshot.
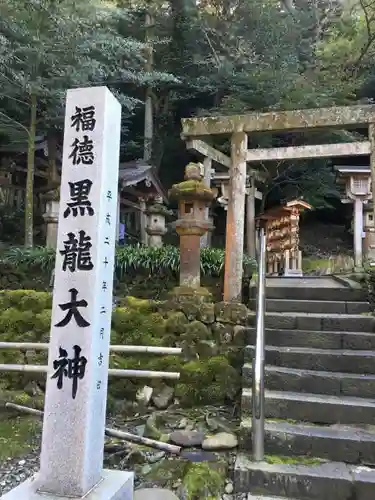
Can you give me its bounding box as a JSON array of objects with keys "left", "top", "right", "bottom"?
[{"left": 234, "top": 277, "right": 375, "bottom": 500}]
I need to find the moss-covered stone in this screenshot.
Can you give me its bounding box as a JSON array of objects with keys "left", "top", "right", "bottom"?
[
  {"left": 165, "top": 311, "right": 189, "bottom": 334},
  {"left": 181, "top": 320, "right": 210, "bottom": 344},
  {"left": 197, "top": 302, "right": 215, "bottom": 324},
  {"left": 0, "top": 290, "right": 51, "bottom": 312},
  {"left": 232, "top": 325, "right": 247, "bottom": 345},
  {"left": 0, "top": 290, "right": 248, "bottom": 408},
  {"left": 170, "top": 286, "right": 212, "bottom": 302},
  {"left": 215, "top": 301, "right": 250, "bottom": 324},
  {"left": 195, "top": 340, "right": 218, "bottom": 358},
  {"left": 213, "top": 322, "right": 233, "bottom": 344}
]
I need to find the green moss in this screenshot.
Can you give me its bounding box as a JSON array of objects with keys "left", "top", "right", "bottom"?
[
  {"left": 214, "top": 301, "right": 250, "bottom": 324},
  {"left": 0, "top": 290, "right": 51, "bottom": 312},
  {"left": 111, "top": 307, "right": 166, "bottom": 346},
  {"left": 197, "top": 303, "right": 215, "bottom": 324},
  {"left": 181, "top": 320, "right": 210, "bottom": 343},
  {"left": 143, "top": 458, "right": 190, "bottom": 485},
  {"left": 165, "top": 311, "right": 188, "bottom": 334},
  {"left": 265, "top": 454, "right": 324, "bottom": 465},
  {"left": 0, "top": 290, "right": 245, "bottom": 408},
  {"left": 183, "top": 461, "right": 226, "bottom": 500},
  {"left": 121, "top": 296, "right": 154, "bottom": 312},
  {"left": 169, "top": 180, "right": 214, "bottom": 202},
  {"left": 0, "top": 416, "right": 41, "bottom": 460},
  {"left": 302, "top": 258, "right": 331, "bottom": 273}
]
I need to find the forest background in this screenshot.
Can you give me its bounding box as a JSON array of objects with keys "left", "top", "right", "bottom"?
[{"left": 0, "top": 0, "right": 374, "bottom": 246}]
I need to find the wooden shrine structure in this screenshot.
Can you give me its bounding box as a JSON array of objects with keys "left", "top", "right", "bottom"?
[
  {"left": 260, "top": 199, "right": 312, "bottom": 276},
  {"left": 181, "top": 105, "right": 375, "bottom": 302}
]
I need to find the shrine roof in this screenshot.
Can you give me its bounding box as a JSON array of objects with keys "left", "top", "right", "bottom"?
[
  {"left": 257, "top": 199, "right": 312, "bottom": 219},
  {"left": 118, "top": 160, "right": 167, "bottom": 202}
]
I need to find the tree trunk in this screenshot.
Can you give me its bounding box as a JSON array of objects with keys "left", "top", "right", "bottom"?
[
  {"left": 47, "top": 132, "right": 59, "bottom": 185},
  {"left": 25, "top": 93, "right": 37, "bottom": 248},
  {"left": 144, "top": 8, "right": 153, "bottom": 164}
]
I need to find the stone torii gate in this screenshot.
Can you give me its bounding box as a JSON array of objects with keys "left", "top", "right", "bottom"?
[{"left": 181, "top": 105, "right": 375, "bottom": 302}]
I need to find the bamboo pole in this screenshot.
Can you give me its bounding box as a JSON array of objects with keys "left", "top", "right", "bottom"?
[
  {"left": 5, "top": 403, "right": 181, "bottom": 454},
  {"left": 0, "top": 364, "right": 180, "bottom": 380},
  {"left": 0, "top": 342, "right": 181, "bottom": 355}
]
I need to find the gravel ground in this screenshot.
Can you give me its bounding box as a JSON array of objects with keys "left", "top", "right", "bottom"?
[
  {"left": 0, "top": 405, "right": 244, "bottom": 499},
  {"left": 0, "top": 451, "right": 40, "bottom": 495},
  {"left": 0, "top": 450, "right": 247, "bottom": 499}
]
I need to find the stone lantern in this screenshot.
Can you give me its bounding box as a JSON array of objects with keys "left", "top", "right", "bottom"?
[
  {"left": 335, "top": 166, "right": 372, "bottom": 268},
  {"left": 145, "top": 196, "right": 170, "bottom": 247},
  {"left": 169, "top": 162, "right": 215, "bottom": 288},
  {"left": 42, "top": 187, "right": 60, "bottom": 249}
]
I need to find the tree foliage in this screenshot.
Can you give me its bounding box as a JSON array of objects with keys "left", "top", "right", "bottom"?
[{"left": 1, "top": 0, "right": 375, "bottom": 243}]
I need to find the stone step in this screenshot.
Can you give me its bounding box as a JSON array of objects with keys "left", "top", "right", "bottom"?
[
  {"left": 242, "top": 364, "right": 375, "bottom": 398},
  {"left": 234, "top": 453, "right": 375, "bottom": 499},
  {"left": 265, "top": 312, "right": 374, "bottom": 332},
  {"left": 248, "top": 298, "right": 370, "bottom": 314},
  {"left": 247, "top": 328, "right": 375, "bottom": 350},
  {"left": 245, "top": 345, "right": 375, "bottom": 374},
  {"left": 250, "top": 285, "right": 367, "bottom": 302},
  {"left": 246, "top": 496, "right": 299, "bottom": 500},
  {"left": 239, "top": 418, "right": 375, "bottom": 465},
  {"left": 241, "top": 389, "right": 375, "bottom": 424}
]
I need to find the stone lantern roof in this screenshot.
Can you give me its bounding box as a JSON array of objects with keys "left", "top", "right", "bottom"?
[{"left": 169, "top": 162, "right": 215, "bottom": 202}]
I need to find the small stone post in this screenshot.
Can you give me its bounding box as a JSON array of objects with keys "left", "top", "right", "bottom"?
[
  {"left": 42, "top": 187, "right": 60, "bottom": 249},
  {"left": 169, "top": 162, "right": 214, "bottom": 288},
  {"left": 146, "top": 196, "right": 169, "bottom": 247}
]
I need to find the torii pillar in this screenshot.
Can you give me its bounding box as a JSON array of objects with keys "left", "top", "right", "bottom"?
[{"left": 223, "top": 132, "right": 248, "bottom": 302}]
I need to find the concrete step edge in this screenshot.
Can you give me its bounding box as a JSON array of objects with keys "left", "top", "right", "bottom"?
[
  {"left": 246, "top": 496, "right": 300, "bottom": 500},
  {"left": 234, "top": 453, "right": 375, "bottom": 498},
  {"left": 265, "top": 312, "right": 373, "bottom": 319},
  {"left": 242, "top": 388, "right": 375, "bottom": 408},
  {"left": 242, "top": 362, "right": 375, "bottom": 381},
  {"left": 240, "top": 418, "right": 375, "bottom": 442},
  {"left": 247, "top": 327, "right": 375, "bottom": 336},
  {"left": 245, "top": 345, "right": 375, "bottom": 357}
]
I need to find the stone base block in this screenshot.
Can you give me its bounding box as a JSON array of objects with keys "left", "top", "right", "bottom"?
[{"left": 1, "top": 470, "right": 134, "bottom": 500}]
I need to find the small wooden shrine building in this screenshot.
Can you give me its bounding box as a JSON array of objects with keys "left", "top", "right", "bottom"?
[{"left": 257, "top": 199, "right": 312, "bottom": 276}]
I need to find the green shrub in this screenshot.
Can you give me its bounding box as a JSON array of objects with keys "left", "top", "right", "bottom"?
[{"left": 0, "top": 244, "right": 256, "bottom": 280}]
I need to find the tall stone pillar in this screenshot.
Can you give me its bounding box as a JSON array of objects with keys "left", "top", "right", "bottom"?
[
  {"left": 354, "top": 198, "right": 364, "bottom": 269},
  {"left": 42, "top": 188, "right": 60, "bottom": 249},
  {"left": 246, "top": 177, "right": 256, "bottom": 259},
  {"left": 169, "top": 162, "right": 214, "bottom": 289},
  {"left": 363, "top": 202, "right": 375, "bottom": 263},
  {"left": 200, "top": 157, "right": 212, "bottom": 249}
]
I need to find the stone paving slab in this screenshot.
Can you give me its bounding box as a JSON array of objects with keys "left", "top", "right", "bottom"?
[{"left": 134, "top": 488, "right": 179, "bottom": 500}]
